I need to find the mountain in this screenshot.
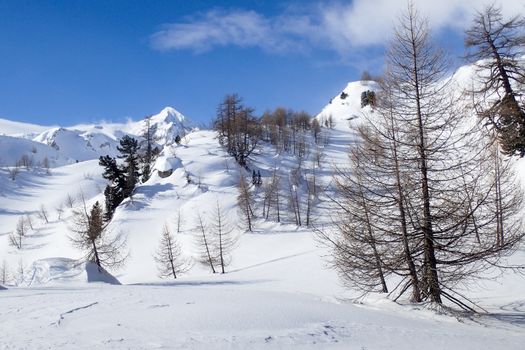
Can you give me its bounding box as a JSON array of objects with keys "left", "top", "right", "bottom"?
[
  {"left": 0, "top": 117, "right": 54, "bottom": 138},
  {"left": 0, "top": 106, "right": 195, "bottom": 167},
  {"left": 316, "top": 80, "right": 378, "bottom": 127},
  {"left": 126, "top": 106, "right": 196, "bottom": 146},
  {"left": 1, "top": 71, "right": 524, "bottom": 349}
]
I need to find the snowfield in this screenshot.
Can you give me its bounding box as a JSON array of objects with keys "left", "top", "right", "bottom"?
[
  {"left": 2, "top": 281, "right": 524, "bottom": 350},
  {"left": 1, "top": 94, "right": 525, "bottom": 349}
]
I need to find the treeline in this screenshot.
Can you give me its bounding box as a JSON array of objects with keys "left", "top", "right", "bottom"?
[
  {"left": 214, "top": 94, "right": 328, "bottom": 166},
  {"left": 212, "top": 93, "right": 328, "bottom": 232}
]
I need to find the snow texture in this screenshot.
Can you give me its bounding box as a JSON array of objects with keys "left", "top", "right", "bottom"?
[{"left": 0, "top": 80, "right": 524, "bottom": 349}]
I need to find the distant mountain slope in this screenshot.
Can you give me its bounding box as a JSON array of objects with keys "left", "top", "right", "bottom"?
[
  {"left": 0, "top": 135, "right": 61, "bottom": 167},
  {"left": 125, "top": 106, "right": 195, "bottom": 145},
  {"left": 0, "top": 118, "right": 55, "bottom": 138},
  {"left": 0, "top": 106, "right": 195, "bottom": 167}
]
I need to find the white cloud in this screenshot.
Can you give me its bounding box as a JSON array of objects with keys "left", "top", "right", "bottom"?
[
  {"left": 150, "top": 1, "right": 525, "bottom": 55},
  {"left": 317, "top": 0, "right": 525, "bottom": 48},
  {"left": 150, "top": 10, "right": 308, "bottom": 53}
]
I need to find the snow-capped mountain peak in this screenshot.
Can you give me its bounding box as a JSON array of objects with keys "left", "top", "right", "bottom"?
[
  {"left": 127, "top": 106, "right": 195, "bottom": 145},
  {"left": 152, "top": 106, "right": 187, "bottom": 124}
]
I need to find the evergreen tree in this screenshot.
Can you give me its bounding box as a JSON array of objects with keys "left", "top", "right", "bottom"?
[
  {"left": 99, "top": 136, "right": 141, "bottom": 221},
  {"left": 99, "top": 155, "right": 125, "bottom": 221},
  {"left": 141, "top": 117, "right": 157, "bottom": 183},
  {"left": 117, "top": 135, "right": 141, "bottom": 198}
]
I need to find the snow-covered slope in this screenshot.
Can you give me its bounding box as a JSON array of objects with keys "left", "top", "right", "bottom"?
[
  {"left": 316, "top": 80, "right": 378, "bottom": 128},
  {"left": 1, "top": 76, "right": 524, "bottom": 349},
  {"left": 21, "top": 258, "right": 121, "bottom": 286},
  {"left": 126, "top": 106, "right": 195, "bottom": 145},
  {"left": 0, "top": 106, "right": 194, "bottom": 167},
  {"left": 0, "top": 117, "right": 54, "bottom": 138},
  {"left": 33, "top": 127, "right": 119, "bottom": 163},
  {"left": 0, "top": 135, "right": 61, "bottom": 167}
]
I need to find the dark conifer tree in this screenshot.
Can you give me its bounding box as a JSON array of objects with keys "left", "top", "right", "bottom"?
[
  {"left": 117, "top": 135, "right": 141, "bottom": 198},
  {"left": 99, "top": 155, "right": 125, "bottom": 221},
  {"left": 99, "top": 136, "right": 141, "bottom": 221},
  {"left": 141, "top": 117, "right": 156, "bottom": 183}
]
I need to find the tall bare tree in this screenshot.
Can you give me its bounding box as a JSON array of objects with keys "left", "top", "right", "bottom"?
[
  {"left": 9, "top": 217, "right": 27, "bottom": 250},
  {"left": 154, "top": 222, "right": 190, "bottom": 279},
  {"left": 215, "top": 94, "right": 261, "bottom": 166},
  {"left": 38, "top": 204, "right": 49, "bottom": 224},
  {"left": 211, "top": 202, "right": 237, "bottom": 274},
  {"left": 69, "top": 196, "right": 127, "bottom": 271},
  {"left": 321, "top": 4, "right": 524, "bottom": 307},
  {"left": 194, "top": 212, "right": 218, "bottom": 273},
  {"left": 237, "top": 171, "right": 255, "bottom": 232},
  {"left": 0, "top": 260, "right": 10, "bottom": 286},
  {"left": 465, "top": 4, "right": 525, "bottom": 156}
]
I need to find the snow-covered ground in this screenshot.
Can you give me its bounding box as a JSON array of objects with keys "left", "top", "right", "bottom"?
[
  {"left": 1, "top": 89, "right": 525, "bottom": 348},
  {"left": 3, "top": 279, "right": 524, "bottom": 350}
]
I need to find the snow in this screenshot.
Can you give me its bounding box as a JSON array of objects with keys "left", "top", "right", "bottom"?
[
  {"left": 153, "top": 155, "right": 181, "bottom": 172},
  {"left": 2, "top": 282, "right": 524, "bottom": 350},
  {"left": 126, "top": 106, "right": 196, "bottom": 145},
  {"left": 0, "top": 117, "right": 54, "bottom": 138},
  {"left": 0, "top": 106, "right": 194, "bottom": 167},
  {"left": 0, "top": 134, "right": 61, "bottom": 167},
  {"left": 19, "top": 258, "right": 121, "bottom": 286},
  {"left": 316, "top": 80, "right": 378, "bottom": 127},
  {"left": 0, "top": 78, "right": 524, "bottom": 348}
]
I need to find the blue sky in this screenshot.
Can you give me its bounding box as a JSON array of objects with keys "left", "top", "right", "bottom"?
[{"left": 0, "top": 0, "right": 521, "bottom": 126}]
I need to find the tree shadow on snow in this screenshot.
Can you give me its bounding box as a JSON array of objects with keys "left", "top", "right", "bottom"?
[
  {"left": 132, "top": 279, "right": 271, "bottom": 287},
  {"left": 471, "top": 300, "right": 525, "bottom": 328},
  {"left": 134, "top": 183, "right": 174, "bottom": 199},
  {"left": 487, "top": 312, "right": 525, "bottom": 326}
]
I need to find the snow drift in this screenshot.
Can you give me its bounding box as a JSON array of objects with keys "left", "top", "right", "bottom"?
[{"left": 21, "top": 258, "right": 121, "bottom": 286}]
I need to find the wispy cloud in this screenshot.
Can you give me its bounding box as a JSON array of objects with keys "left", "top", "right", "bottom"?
[
  {"left": 150, "top": 0, "right": 525, "bottom": 55},
  {"left": 150, "top": 9, "right": 311, "bottom": 53}
]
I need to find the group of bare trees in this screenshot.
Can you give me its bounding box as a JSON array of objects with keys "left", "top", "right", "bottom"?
[
  {"left": 6, "top": 154, "right": 52, "bottom": 181},
  {"left": 154, "top": 203, "right": 238, "bottom": 278},
  {"left": 214, "top": 94, "right": 261, "bottom": 167},
  {"left": 260, "top": 108, "right": 322, "bottom": 155},
  {"left": 194, "top": 203, "right": 237, "bottom": 274},
  {"left": 8, "top": 217, "right": 28, "bottom": 250},
  {"left": 320, "top": 5, "right": 524, "bottom": 308},
  {"left": 213, "top": 93, "right": 326, "bottom": 231},
  {"left": 235, "top": 160, "right": 321, "bottom": 231},
  {"left": 8, "top": 205, "right": 51, "bottom": 250}
]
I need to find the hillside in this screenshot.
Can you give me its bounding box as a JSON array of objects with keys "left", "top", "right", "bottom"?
[{"left": 1, "top": 78, "right": 524, "bottom": 349}]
